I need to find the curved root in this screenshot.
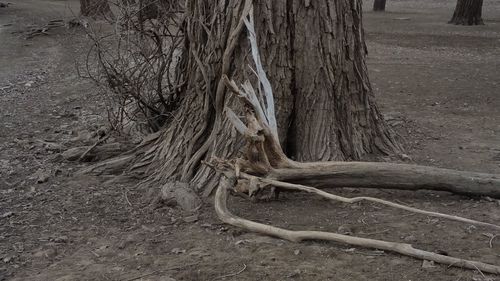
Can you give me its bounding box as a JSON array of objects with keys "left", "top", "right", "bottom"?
[{"left": 215, "top": 174, "right": 500, "bottom": 274}]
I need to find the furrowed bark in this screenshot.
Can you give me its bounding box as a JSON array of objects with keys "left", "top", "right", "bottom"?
[{"left": 289, "top": 0, "right": 401, "bottom": 161}]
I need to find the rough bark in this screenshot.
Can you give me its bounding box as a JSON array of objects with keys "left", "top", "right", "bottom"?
[
  {"left": 80, "top": 0, "right": 112, "bottom": 18},
  {"left": 95, "top": 0, "right": 401, "bottom": 194},
  {"left": 373, "top": 0, "right": 387, "bottom": 11},
  {"left": 449, "top": 0, "right": 484, "bottom": 25},
  {"left": 289, "top": 0, "right": 399, "bottom": 161}
]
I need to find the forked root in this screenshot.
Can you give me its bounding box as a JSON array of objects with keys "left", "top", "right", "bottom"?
[{"left": 215, "top": 174, "right": 500, "bottom": 274}]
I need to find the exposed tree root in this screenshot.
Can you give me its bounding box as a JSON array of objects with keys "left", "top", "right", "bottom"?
[
  {"left": 237, "top": 173, "right": 500, "bottom": 231},
  {"left": 215, "top": 174, "right": 500, "bottom": 274},
  {"left": 78, "top": 154, "right": 135, "bottom": 175},
  {"left": 209, "top": 7, "right": 500, "bottom": 275},
  {"left": 62, "top": 142, "right": 124, "bottom": 162},
  {"left": 268, "top": 161, "right": 500, "bottom": 198}
]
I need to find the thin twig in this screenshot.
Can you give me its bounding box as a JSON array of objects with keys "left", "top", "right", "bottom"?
[
  {"left": 247, "top": 175, "right": 500, "bottom": 231},
  {"left": 483, "top": 233, "right": 499, "bottom": 248},
  {"left": 78, "top": 134, "right": 111, "bottom": 161},
  {"left": 123, "top": 188, "right": 133, "bottom": 207},
  {"left": 214, "top": 175, "right": 500, "bottom": 274},
  {"left": 471, "top": 263, "right": 487, "bottom": 279},
  {"left": 122, "top": 262, "right": 199, "bottom": 281},
  {"left": 122, "top": 270, "right": 159, "bottom": 281},
  {"left": 490, "top": 235, "right": 499, "bottom": 248},
  {"left": 213, "top": 264, "right": 247, "bottom": 280}
]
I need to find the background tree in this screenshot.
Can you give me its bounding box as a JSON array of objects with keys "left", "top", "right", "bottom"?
[
  {"left": 80, "top": 0, "right": 112, "bottom": 18},
  {"left": 449, "top": 0, "right": 484, "bottom": 25},
  {"left": 373, "top": 0, "right": 387, "bottom": 11}
]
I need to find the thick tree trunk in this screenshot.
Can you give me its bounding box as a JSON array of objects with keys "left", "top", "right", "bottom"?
[
  {"left": 373, "top": 0, "right": 387, "bottom": 11},
  {"left": 449, "top": 0, "right": 484, "bottom": 25},
  {"left": 90, "top": 0, "right": 401, "bottom": 194},
  {"left": 288, "top": 0, "right": 399, "bottom": 161},
  {"left": 80, "top": 0, "right": 112, "bottom": 18}
]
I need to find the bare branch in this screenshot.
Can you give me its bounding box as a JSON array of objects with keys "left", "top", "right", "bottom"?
[
  {"left": 239, "top": 173, "right": 500, "bottom": 231},
  {"left": 215, "top": 174, "right": 500, "bottom": 275},
  {"left": 224, "top": 107, "right": 249, "bottom": 136},
  {"left": 243, "top": 7, "right": 278, "bottom": 139}
]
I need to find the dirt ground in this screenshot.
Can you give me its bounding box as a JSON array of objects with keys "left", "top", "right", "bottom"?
[{"left": 1, "top": 0, "right": 499, "bottom": 280}]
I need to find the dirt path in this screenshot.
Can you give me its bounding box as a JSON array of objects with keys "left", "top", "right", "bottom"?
[{"left": 1, "top": 1, "right": 499, "bottom": 281}]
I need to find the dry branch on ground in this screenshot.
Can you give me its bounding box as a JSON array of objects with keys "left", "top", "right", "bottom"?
[{"left": 207, "top": 5, "right": 500, "bottom": 274}]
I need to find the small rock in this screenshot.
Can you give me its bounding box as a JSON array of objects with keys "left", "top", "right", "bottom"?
[
  {"left": 33, "top": 248, "right": 57, "bottom": 259},
  {"left": 422, "top": 260, "right": 435, "bottom": 269},
  {"left": 287, "top": 269, "right": 301, "bottom": 278},
  {"left": 343, "top": 248, "right": 356, "bottom": 253},
  {"left": 293, "top": 249, "right": 301, "bottom": 255},
  {"left": 0, "top": 211, "right": 14, "bottom": 219},
  {"left": 403, "top": 235, "right": 416, "bottom": 242},
  {"left": 466, "top": 225, "right": 477, "bottom": 234},
  {"left": 161, "top": 182, "right": 201, "bottom": 212},
  {"left": 3, "top": 256, "right": 12, "bottom": 263},
  {"left": 43, "top": 142, "right": 63, "bottom": 152},
  {"left": 31, "top": 169, "right": 51, "bottom": 183},
  {"left": 118, "top": 235, "right": 136, "bottom": 249},
  {"left": 337, "top": 225, "right": 353, "bottom": 235},
  {"left": 171, "top": 248, "right": 185, "bottom": 254},
  {"left": 183, "top": 214, "right": 198, "bottom": 223},
  {"left": 400, "top": 154, "right": 412, "bottom": 161},
  {"left": 53, "top": 236, "right": 69, "bottom": 243}
]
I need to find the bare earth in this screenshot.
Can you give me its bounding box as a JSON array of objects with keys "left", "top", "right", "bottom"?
[{"left": 1, "top": 0, "right": 499, "bottom": 280}]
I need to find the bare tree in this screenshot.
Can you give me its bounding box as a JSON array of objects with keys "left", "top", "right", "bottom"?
[
  {"left": 449, "top": 0, "right": 484, "bottom": 25},
  {"left": 373, "top": 0, "right": 387, "bottom": 11}
]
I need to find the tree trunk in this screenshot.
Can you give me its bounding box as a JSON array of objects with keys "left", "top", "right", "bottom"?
[
  {"left": 373, "top": 0, "right": 387, "bottom": 11},
  {"left": 449, "top": 0, "right": 484, "bottom": 25},
  {"left": 80, "top": 0, "right": 112, "bottom": 18},
  {"left": 91, "top": 0, "right": 401, "bottom": 194}
]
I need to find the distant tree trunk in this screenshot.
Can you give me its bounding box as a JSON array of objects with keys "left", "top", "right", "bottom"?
[
  {"left": 373, "top": 0, "right": 387, "bottom": 11},
  {"left": 80, "top": 0, "right": 112, "bottom": 18},
  {"left": 449, "top": 0, "right": 484, "bottom": 25}
]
